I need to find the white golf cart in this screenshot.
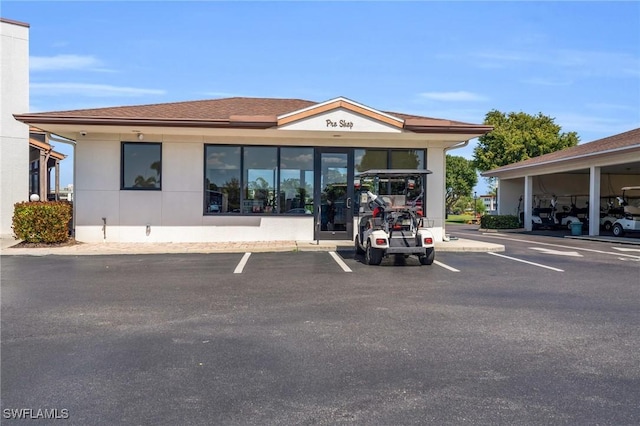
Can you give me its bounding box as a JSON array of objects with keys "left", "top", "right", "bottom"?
[
  {"left": 599, "top": 198, "right": 624, "bottom": 231},
  {"left": 354, "top": 169, "right": 435, "bottom": 266},
  {"left": 611, "top": 186, "right": 640, "bottom": 237}
]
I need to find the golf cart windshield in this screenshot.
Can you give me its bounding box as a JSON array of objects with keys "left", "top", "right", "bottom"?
[{"left": 357, "top": 169, "right": 432, "bottom": 210}]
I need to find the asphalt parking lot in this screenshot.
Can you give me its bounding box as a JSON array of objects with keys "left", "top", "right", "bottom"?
[{"left": 2, "top": 232, "right": 639, "bottom": 425}]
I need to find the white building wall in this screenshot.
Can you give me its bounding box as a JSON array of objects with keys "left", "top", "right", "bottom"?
[
  {"left": 0, "top": 20, "right": 29, "bottom": 237},
  {"left": 426, "top": 146, "right": 445, "bottom": 241},
  {"left": 73, "top": 134, "right": 450, "bottom": 243}
]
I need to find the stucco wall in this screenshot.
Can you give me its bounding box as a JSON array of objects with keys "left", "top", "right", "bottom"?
[
  {"left": 74, "top": 134, "right": 315, "bottom": 242},
  {"left": 0, "top": 20, "right": 29, "bottom": 237}
]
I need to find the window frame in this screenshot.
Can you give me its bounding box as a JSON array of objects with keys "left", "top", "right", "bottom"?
[{"left": 120, "top": 141, "right": 162, "bottom": 191}]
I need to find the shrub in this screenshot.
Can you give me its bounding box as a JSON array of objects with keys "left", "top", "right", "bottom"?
[
  {"left": 12, "top": 201, "right": 72, "bottom": 243},
  {"left": 480, "top": 214, "right": 520, "bottom": 229}
]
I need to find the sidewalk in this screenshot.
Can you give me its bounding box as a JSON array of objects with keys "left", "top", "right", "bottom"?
[{"left": 0, "top": 236, "right": 504, "bottom": 256}]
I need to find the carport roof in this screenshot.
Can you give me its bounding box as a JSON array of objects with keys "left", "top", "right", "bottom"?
[{"left": 482, "top": 127, "right": 640, "bottom": 178}]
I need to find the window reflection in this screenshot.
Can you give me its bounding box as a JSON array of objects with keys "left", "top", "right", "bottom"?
[
  {"left": 279, "top": 148, "right": 314, "bottom": 214},
  {"left": 205, "top": 146, "right": 241, "bottom": 213},
  {"left": 244, "top": 147, "right": 277, "bottom": 214},
  {"left": 122, "top": 143, "right": 162, "bottom": 190}
]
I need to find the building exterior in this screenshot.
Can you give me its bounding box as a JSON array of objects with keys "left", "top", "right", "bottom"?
[
  {"left": 479, "top": 194, "right": 496, "bottom": 213},
  {"left": 483, "top": 128, "right": 640, "bottom": 235},
  {"left": 0, "top": 18, "right": 29, "bottom": 237},
  {"left": 29, "top": 128, "right": 66, "bottom": 201},
  {"left": 14, "top": 97, "right": 492, "bottom": 244}
]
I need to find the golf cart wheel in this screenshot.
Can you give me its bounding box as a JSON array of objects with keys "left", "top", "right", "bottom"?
[
  {"left": 354, "top": 236, "right": 365, "bottom": 255},
  {"left": 419, "top": 248, "right": 435, "bottom": 265},
  {"left": 612, "top": 223, "right": 625, "bottom": 237},
  {"left": 603, "top": 221, "right": 613, "bottom": 231},
  {"left": 365, "top": 240, "right": 383, "bottom": 265}
]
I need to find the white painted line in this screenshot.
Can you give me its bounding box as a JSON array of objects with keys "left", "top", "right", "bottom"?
[
  {"left": 488, "top": 252, "right": 564, "bottom": 272},
  {"left": 476, "top": 233, "right": 640, "bottom": 260},
  {"left": 329, "top": 251, "right": 352, "bottom": 272},
  {"left": 233, "top": 252, "right": 251, "bottom": 274},
  {"left": 612, "top": 247, "right": 640, "bottom": 252},
  {"left": 434, "top": 260, "right": 460, "bottom": 272},
  {"left": 529, "top": 247, "right": 582, "bottom": 257}
]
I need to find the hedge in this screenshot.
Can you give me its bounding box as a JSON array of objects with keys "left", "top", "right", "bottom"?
[
  {"left": 12, "top": 201, "right": 72, "bottom": 243},
  {"left": 480, "top": 214, "right": 520, "bottom": 229}
]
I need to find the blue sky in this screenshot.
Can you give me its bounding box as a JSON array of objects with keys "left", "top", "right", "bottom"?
[{"left": 4, "top": 1, "right": 640, "bottom": 194}]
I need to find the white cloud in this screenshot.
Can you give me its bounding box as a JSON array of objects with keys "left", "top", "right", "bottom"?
[
  {"left": 419, "top": 91, "right": 488, "bottom": 102},
  {"left": 31, "top": 82, "right": 166, "bottom": 97},
  {"left": 30, "top": 54, "right": 109, "bottom": 72}
]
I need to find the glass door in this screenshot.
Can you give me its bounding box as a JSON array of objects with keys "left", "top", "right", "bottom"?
[{"left": 315, "top": 149, "right": 354, "bottom": 240}]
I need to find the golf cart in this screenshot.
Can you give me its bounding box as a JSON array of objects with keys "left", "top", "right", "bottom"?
[
  {"left": 554, "top": 195, "right": 584, "bottom": 230},
  {"left": 531, "top": 195, "right": 559, "bottom": 230},
  {"left": 600, "top": 198, "right": 624, "bottom": 231},
  {"left": 611, "top": 186, "right": 640, "bottom": 237},
  {"left": 354, "top": 169, "right": 435, "bottom": 266}
]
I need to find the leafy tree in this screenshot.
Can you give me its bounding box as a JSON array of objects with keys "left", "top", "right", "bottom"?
[
  {"left": 446, "top": 155, "right": 477, "bottom": 214},
  {"left": 473, "top": 110, "right": 579, "bottom": 172}
]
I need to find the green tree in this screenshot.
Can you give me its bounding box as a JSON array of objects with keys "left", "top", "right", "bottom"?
[
  {"left": 446, "top": 155, "right": 477, "bottom": 214},
  {"left": 473, "top": 110, "right": 579, "bottom": 172}
]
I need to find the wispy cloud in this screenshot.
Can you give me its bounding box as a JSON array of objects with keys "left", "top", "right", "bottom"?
[
  {"left": 31, "top": 82, "right": 166, "bottom": 97},
  {"left": 521, "top": 77, "right": 573, "bottom": 86},
  {"left": 553, "top": 112, "right": 640, "bottom": 138},
  {"left": 474, "top": 49, "right": 640, "bottom": 78},
  {"left": 30, "top": 54, "right": 111, "bottom": 72},
  {"left": 419, "top": 91, "right": 488, "bottom": 102}
]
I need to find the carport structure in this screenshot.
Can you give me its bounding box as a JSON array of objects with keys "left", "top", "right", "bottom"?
[{"left": 482, "top": 128, "right": 640, "bottom": 235}]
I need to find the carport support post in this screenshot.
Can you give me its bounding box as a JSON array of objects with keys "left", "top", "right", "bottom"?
[
  {"left": 524, "top": 176, "right": 533, "bottom": 231},
  {"left": 589, "top": 166, "right": 601, "bottom": 236}
]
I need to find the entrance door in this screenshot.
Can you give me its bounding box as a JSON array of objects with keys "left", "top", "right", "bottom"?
[{"left": 315, "top": 149, "right": 354, "bottom": 240}]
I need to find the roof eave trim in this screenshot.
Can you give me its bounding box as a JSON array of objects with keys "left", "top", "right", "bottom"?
[
  {"left": 482, "top": 144, "right": 640, "bottom": 177},
  {"left": 404, "top": 125, "right": 494, "bottom": 134},
  {"left": 13, "top": 115, "right": 277, "bottom": 129}
]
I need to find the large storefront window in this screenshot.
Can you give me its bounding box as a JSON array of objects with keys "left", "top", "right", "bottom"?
[
  {"left": 205, "top": 146, "right": 241, "bottom": 213},
  {"left": 204, "top": 145, "right": 315, "bottom": 215},
  {"left": 244, "top": 147, "right": 277, "bottom": 214},
  {"left": 279, "top": 147, "right": 314, "bottom": 214}
]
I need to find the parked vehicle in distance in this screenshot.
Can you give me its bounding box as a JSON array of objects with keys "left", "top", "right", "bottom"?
[{"left": 612, "top": 186, "right": 640, "bottom": 237}]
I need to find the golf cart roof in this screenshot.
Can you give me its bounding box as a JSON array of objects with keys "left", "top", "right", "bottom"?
[
  {"left": 621, "top": 186, "right": 640, "bottom": 191},
  {"left": 358, "top": 169, "right": 433, "bottom": 178}
]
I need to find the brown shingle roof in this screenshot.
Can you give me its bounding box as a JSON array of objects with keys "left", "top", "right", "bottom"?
[
  {"left": 483, "top": 127, "right": 640, "bottom": 176},
  {"left": 14, "top": 96, "right": 493, "bottom": 134},
  {"left": 27, "top": 97, "right": 317, "bottom": 120}
]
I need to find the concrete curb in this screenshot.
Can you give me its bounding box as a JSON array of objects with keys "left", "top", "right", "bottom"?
[{"left": 0, "top": 237, "right": 504, "bottom": 256}]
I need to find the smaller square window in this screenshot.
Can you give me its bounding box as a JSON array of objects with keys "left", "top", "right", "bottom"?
[{"left": 121, "top": 142, "right": 162, "bottom": 190}]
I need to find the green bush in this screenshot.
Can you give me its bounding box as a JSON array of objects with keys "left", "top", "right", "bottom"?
[
  {"left": 480, "top": 214, "right": 520, "bottom": 229},
  {"left": 12, "top": 201, "right": 72, "bottom": 243}
]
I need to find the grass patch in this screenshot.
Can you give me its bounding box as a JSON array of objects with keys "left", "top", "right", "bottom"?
[{"left": 446, "top": 214, "right": 474, "bottom": 224}]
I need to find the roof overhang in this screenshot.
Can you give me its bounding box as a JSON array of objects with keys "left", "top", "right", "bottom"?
[{"left": 482, "top": 144, "right": 640, "bottom": 180}]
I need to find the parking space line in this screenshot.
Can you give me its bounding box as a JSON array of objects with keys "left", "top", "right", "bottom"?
[
  {"left": 233, "top": 252, "right": 251, "bottom": 274},
  {"left": 488, "top": 252, "right": 564, "bottom": 272},
  {"left": 478, "top": 233, "right": 640, "bottom": 260},
  {"left": 329, "top": 251, "right": 352, "bottom": 272},
  {"left": 434, "top": 260, "right": 460, "bottom": 272}
]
